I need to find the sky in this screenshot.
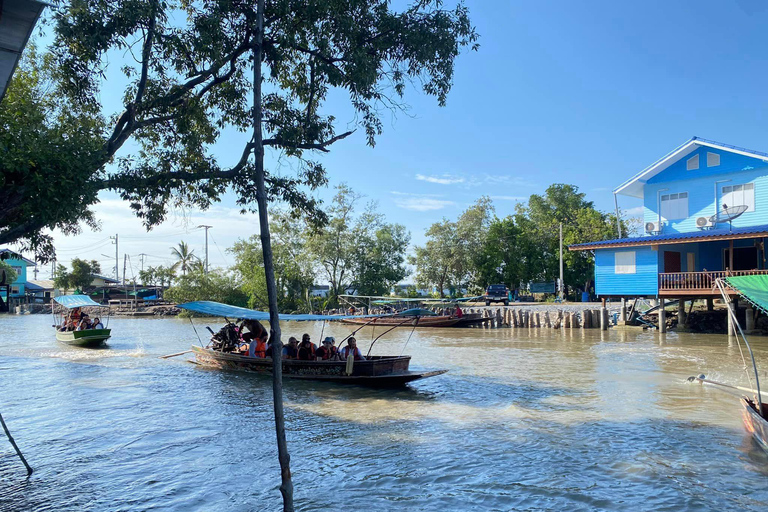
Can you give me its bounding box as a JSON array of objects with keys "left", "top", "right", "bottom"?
[{"left": 17, "top": 0, "right": 768, "bottom": 281}]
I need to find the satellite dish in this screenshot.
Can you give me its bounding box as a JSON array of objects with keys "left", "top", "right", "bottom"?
[{"left": 709, "top": 204, "right": 748, "bottom": 231}]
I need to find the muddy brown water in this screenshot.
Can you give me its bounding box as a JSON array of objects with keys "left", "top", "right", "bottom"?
[{"left": 1, "top": 315, "right": 767, "bottom": 511}]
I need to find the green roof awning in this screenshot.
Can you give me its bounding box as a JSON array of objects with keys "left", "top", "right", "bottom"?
[{"left": 725, "top": 275, "right": 768, "bottom": 315}]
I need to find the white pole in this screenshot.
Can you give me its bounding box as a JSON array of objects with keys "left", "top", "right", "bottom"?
[{"left": 559, "top": 223, "right": 564, "bottom": 300}]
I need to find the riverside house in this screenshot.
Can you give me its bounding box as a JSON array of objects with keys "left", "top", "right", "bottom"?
[
  {"left": 0, "top": 249, "right": 36, "bottom": 308},
  {"left": 570, "top": 137, "right": 768, "bottom": 299}
]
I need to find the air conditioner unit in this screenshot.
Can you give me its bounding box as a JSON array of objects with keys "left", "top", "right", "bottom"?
[
  {"left": 645, "top": 221, "right": 662, "bottom": 234},
  {"left": 696, "top": 216, "right": 713, "bottom": 229}
]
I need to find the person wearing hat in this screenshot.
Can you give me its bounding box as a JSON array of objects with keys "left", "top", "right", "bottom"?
[
  {"left": 301, "top": 333, "right": 317, "bottom": 357},
  {"left": 316, "top": 336, "right": 339, "bottom": 360}
]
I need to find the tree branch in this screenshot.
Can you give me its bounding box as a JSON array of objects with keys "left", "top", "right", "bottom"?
[{"left": 263, "top": 130, "right": 354, "bottom": 153}]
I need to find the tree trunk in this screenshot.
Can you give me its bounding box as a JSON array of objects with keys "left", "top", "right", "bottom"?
[{"left": 253, "top": 2, "right": 294, "bottom": 509}]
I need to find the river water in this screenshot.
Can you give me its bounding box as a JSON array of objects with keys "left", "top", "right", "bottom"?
[{"left": 1, "top": 314, "right": 768, "bottom": 511}]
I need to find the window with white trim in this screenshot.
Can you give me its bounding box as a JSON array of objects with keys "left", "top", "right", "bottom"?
[
  {"left": 11, "top": 266, "right": 22, "bottom": 277},
  {"left": 615, "top": 251, "right": 636, "bottom": 274},
  {"left": 722, "top": 183, "right": 755, "bottom": 212},
  {"left": 10, "top": 286, "right": 19, "bottom": 295},
  {"left": 687, "top": 154, "right": 700, "bottom": 170},
  {"left": 707, "top": 152, "right": 720, "bottom": 167},
  {"left": 660, "top": 192, "right": 688, "bottom": 220}
]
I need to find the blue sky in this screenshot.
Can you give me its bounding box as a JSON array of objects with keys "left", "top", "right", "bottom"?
[{"left": 32, "top": 0, "right": 768, "bottom": 279}]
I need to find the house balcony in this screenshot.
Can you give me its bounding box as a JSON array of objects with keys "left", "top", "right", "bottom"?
[{"left": 658, "top": 269, "right": 768, "bottom": 296}]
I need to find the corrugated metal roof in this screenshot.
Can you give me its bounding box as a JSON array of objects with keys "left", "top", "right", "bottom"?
[
  {"left": 0, "top": 0, "right": 46, "bottom": 104},
  {"left": 569, "top": 224, "right": 768, "bottom": 251}
]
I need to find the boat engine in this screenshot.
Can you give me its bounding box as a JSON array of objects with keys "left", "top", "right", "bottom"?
[{"left": 210, "top": 323, "right": 240, "bottom": 352}]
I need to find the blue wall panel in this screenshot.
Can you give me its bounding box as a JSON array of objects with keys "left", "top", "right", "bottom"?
[
  {"left": 641, "top": 147, "right": 768, "bottom": 235},
  {"left": 595, "top": 247, "right": 658, "bottom": 296}
]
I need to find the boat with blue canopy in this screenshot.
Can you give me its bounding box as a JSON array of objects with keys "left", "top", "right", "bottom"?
[
  {"left": 52, "top": 295, "right": 112, "bottom": 347},
  {"left": 178, "top": 301, "right": 447, "bottom": 386}
]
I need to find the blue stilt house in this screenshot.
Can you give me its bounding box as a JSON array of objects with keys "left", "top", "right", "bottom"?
[{"left": 571, "top": 137, "right": 768, "bottom": 298}]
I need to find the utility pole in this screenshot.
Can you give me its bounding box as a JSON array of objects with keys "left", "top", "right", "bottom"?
[
  {"left": 559, "top": 223, "right": 564, "bottom": 301},
  {"left": 197, "top": 225, "right": 212, "bottom": 274},
  {"left": 123, "top": 254, "right": 128, "bottom": 300},
  {"left": 110, "top": 234, "right": 119, "bottom": 282},
  {"left": 139, "top": 253, "right": 148, "bottom": 272}
]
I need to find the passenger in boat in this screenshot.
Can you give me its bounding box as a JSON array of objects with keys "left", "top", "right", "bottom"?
[
  {"left": 282, "top": 337, "right": 299, "bottom": 359},
  {"left": 455, "top": 305, "right": 463, "bottom": 318},
  {"left": 316, "top": 337, "right": 339, "bottom": 360},
  {"left": 297, "top": 338, "right": 315, "bottom": 360},
  {"left": 77, "top": 315, "right": 92, "bottom": 331},
  {"left": 91, "top": 317, "right": 104, "bottom": 329},
  {"left": 302, "top": 333, "right": 317, "bottom": 355},
  {"left": 339, "top": 337, "right": 366, "bottom": 361},
  {"left": 241, "top": 319, "right": 268, "bottom": 358}
]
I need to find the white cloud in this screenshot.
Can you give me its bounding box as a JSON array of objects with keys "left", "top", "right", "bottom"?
[
  {"left": 415, "top": 173, "right": 465, "bottom": 185},
  {"left": 392, "top": 193, "right": 455, "bottom": 211},
  {"left": 490, "top": 195, "right": 526, "bottom": 202},
  {"left": 623, "top": 206, "right": 644, "bottom": 217}
]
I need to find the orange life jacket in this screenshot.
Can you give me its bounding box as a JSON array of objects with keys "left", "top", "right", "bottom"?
[{"left": 253, "top": 339, "right": 267, "bottom": 358}]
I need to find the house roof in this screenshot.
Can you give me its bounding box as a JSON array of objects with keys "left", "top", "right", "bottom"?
[
  {"left": 614, "top": 137, "right": 768, "bottom": 199},
  {"left": 26, "top": 279, "right": 53, "bottom": 291},
  {"left": 0, "top": 0, "right": 46, "bottom": 104},
  {"left": 91, "top": 274, "right": 120, "bottom": 284},
  {"left": 0, "top": 248, "right": 35, "bottom": 265},
  {"left": 569, "top": 223, "right": 768, "bottom": 251}
]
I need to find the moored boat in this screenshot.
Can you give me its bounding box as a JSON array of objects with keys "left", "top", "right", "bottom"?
[
  {"left": 713, "top": 276, "right": 768, "bottom": 450},
  {"left": 178, "top": 301, "right": 448, "bottom": 386}
]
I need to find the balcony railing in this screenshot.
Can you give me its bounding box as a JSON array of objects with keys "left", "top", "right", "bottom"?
[{"left": 659, "top": 270, "right": 768, "bottom": 294}]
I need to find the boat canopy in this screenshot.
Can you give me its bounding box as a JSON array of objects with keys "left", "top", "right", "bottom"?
[
  {"left": 397, "top": 308, "right": 436, "bottom": 317},
  {"left": 53, "top": 295, "right": 102, "bottom": 309},
  {"left": 725, "top": 275, "right": 768, "bottom": 315},
  {"left": 178, "top": 301, "right": 383, "bottom": 322}
]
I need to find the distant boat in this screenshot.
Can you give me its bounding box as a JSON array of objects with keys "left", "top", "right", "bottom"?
[
  {"left": 177, "top": 301, "right": 447, "bottom": 387},
  {"left": 339, "top": 307, "right": 487, "bottom": 328},
  {"left": 53, "top": 295, "right": 112, "bottom": 347}
]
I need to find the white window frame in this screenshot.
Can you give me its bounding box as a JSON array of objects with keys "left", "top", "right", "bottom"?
[
  {"left": 615, "top": 251, "right": 636, "bottom": 274},
  {"left": 660, "top": 192, "right": 688, "bottom": 220},
  {"left": 707, "top": 152, "right": 720, "bottom": 167},
  {"left": 687, "top": 154, "right": 700, "bottom": 170},
  {"left": 10, "top": 286, "right": 20, "bottom": 295},
  {"left": 722, "top": 183, "right": 755, "bottom": 212}
]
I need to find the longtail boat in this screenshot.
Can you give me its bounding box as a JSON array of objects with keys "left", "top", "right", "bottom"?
[
  {"left": 52, "top": 295, "right": 112, "bottom": 347},
  {"left": 711, "top": 277, "right": 768, "bottom": 451},
  {"left": 178, "top": 301, "right": 447, "bottom": 387}
]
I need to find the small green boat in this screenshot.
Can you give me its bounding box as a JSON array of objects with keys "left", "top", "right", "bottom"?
[
  {"left": 55, "top": 328, "right": 111, "bottom": 347},
  {"left": 53, "top": 295, "right": 112, "bottom": 347}
]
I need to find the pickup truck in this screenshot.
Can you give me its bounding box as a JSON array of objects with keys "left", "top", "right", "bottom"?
[{"left": 484, "top": 284, "right": 509, "bottom": 306}]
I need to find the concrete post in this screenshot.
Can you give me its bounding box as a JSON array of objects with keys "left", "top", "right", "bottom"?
[
  {"left": 581, "top": 311, "right": 589, "bottom": 329},
  {"left": 620, "top": 298, "right": 627, "bottom": 322},
  {"left": 564, "top": 312, "right": 571, "bottom": 329},
  {"left": 601, "top": 307, "right": 609, "bottom": 330},
  {"left": 746, "top": 307, "right": 755, "bottom": 333},
  {"left": 659, "top": 299, "right": 667, "bottom": 333},
  {"left": 677, "top": 300, "right": 687, "bottom": 327},
  {"left": 706, "top": 298, "right": 714, "bottom": 312}
]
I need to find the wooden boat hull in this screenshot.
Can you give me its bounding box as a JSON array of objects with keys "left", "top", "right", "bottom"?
[
  {"left": 55, "top": 328, "right": 111, "bottom": 347},
  {"left": 742, "top": 397, "right": 768, "bottom": 451},
  {"left": 453, "top": 313, "right": 489, "bottom": 327},
  {"left": 191, "top": 346, "right": 447, "bottom": 386},
  {"left": 339, "top": 315, "right": 462, "bottom": 327}
]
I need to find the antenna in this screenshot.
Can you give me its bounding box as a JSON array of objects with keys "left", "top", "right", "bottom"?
[
  {"left": 709, "top": 205, "right": 748, "bottom": 232},
  {"left": 197, "top": 225, "right": 212, "bottom": 274}
]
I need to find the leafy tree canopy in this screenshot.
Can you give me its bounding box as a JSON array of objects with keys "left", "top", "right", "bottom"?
[
  {"left": 0, "top": 261, "right": 18, "bottom": 285},
  {"left": 1, "top": 0, "right": 477, "bottom": 262},
  {"left": 53, "top": 258, "right": 102, "bottom": 291},
  {"left": 164, "top": 268, "right": 249, "bottom": 308}
]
